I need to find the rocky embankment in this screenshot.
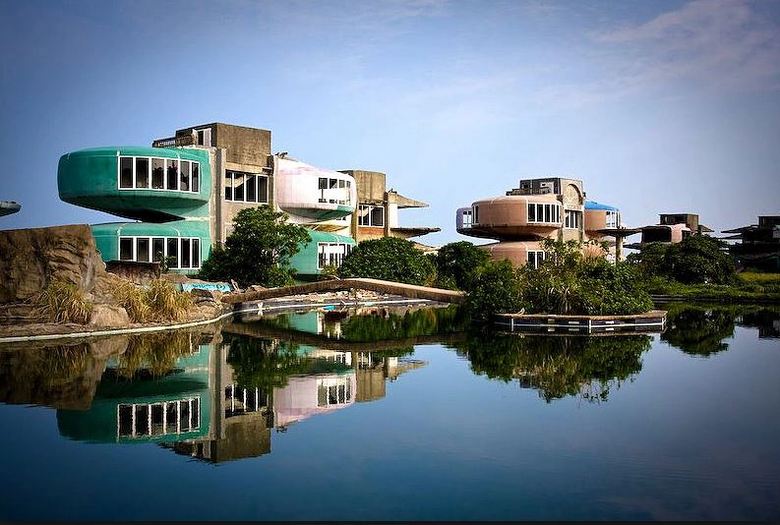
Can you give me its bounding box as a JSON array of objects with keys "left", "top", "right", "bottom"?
[{"left": 0, "top": 225, "right": 230, "bottom": 339}]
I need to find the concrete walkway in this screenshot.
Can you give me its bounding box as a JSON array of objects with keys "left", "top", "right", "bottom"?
[{"left": 222, "top": 278, "right": 466, "bottom": 305}]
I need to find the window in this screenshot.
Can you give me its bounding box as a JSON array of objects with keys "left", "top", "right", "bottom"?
[
  {"left": 119, "top": 157, "right": 133, "bottom": 189},
  {"left": 564, "top": 210, "right": 582, "bottom": 229},
  {"left": 317, "top": 176, "right": 352, "bottom": 205},
  {"left": 317, "top": 242, "right": 353, "bottom": 269},
  {"left": 119, "top": 236, "right": 202, "bottom": 269},
  {"left": 473, "top": 205, "right": 479, "bottom": 224},
  {"left": 135, "top": 158, "right": 149, "bottom": 189},
  {"left": 224, "top": 171, "right": 269, "bottom": 203},
  {"left": 527, "top": 203, "right": 561, "bottom": 224},
  {"left": 605, "top": 210, "right": 619, "bottom": 228},
  {"left": 461, "top": 209, "right": 473, "bottom": 228},
  {"left": 358, "top": 205, "right": 384, "bottom": 227},
  {"left": 166, "top": 159, "right": 178, "bottom": 190},
  {"left": 196, "top": 128, "right": 211, "bottom": 147},
  {"left": 527, "top": 250, "right": 546, "bottom": 269},
  {"left": 117, "top": 397, "right": 200, "bottom": 438},
  {"left": 118, "top": 156, "right": 199, "bottom": 193}
]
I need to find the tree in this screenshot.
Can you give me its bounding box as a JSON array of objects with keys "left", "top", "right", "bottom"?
[
  {"left": 465, "top": 260, "right": 526, "bottom": 321},
  {"left": 199, "top": 207, "right": 311, "bottom": 288},
  {"left": 435, "top": 241, "right": 491, "bottom": 291},
  {"left": 337, "top": 237, "right": 436, "bottom": 286},
  {"left": 627, "top": 235, "right": 736, "bottom": 284}
]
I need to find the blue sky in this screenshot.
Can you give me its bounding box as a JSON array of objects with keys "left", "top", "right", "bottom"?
[{"left": 1, "top": 0, "right": 779, "bottom": 244}]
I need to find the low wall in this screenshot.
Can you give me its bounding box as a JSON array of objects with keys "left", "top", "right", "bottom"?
[{"left": 223, "top": 278, "right": 466, "bottom": 305}]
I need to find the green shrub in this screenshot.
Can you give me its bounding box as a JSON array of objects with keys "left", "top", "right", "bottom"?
[
  {"left": 337, "top": 237, "right": 436, "bottom": 286},
  {"left": 35, "top": 279, "right": 93, "bottom": 324},
  {"left": 628, "top": 235, "right": 736, "bottom": 285},
  {"left": 465, "top": 260, "right": 525, "bottom": 321},
  {"left": 434, "top": 241, "right": 491, "bottom": 291},
  {"left": 199, "top": 206, "right": 311, "bottom": 288}
]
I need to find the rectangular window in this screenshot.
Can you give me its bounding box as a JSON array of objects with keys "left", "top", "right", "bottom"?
[
  {"left": 462, "top": 210, "right": 473, "bottom": 228},
  {"left": 152, "top": 238, "right": 165, "bottom": 263},
  {"left": 319, "top": 177, "right": 328, "bottom": 190},
  {"left": 119, "top": 157, "right": 133, "bottom": 189},
  {"left": 191, "top": 239, "right": 200, "bottom": 269},
  {"left": 257, "top": 176, "right": 268, "bottom": 203},
  {"left": 246, "top": 174, "right": 257, "bottom": 202},
  {"left": 196, "top": 128, "right": 211, "bottom": 147},
  {"left": 181, "top": 238, "right": 191, "bottom": 269},
  {"left": 135, "top": 158, "right": 149, "bottom": 189},
  {"left": 526, "top": 250, "right": 546, "bottom": 269},
  {"left": 152, "top": 158, "right": 165, "bottom": 189},
  {"left": 224, "top": 172, "right": 233, "bottom": 200},
  {"left": 233, "top": 174, "right": 245, "bottom": 201},
  {"left": 119, "top": 238, "right": 133, "bottom": 261},
  {"left": 167, "top": 238, "right": 179, "bottom": 269},
  {"left": 565, "top": 210, "right": 581, "bottom": 229},
  {"left": 528, "top": 203, "right": 536, "bottom": 222},
  {"left": 191, "top": 162, "right": 199, "bottom": 193},
  {"left": 136, "top": 238, "right": 150, "bottom": 263},
  {"left": 180, "top": 160, "right": 190, "bottom": 192},
  {"left": 473, "top": 205, "right": 479, "bottom": 224},
  {"left": 166, "top": 159, "right": 178, "bottom": 190}
]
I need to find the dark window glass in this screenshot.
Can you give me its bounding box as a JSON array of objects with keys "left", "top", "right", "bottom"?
[
  {"left": 318, "top": 177, "right": 328, "bottom": 190},
  {"left": 167, "top": 238, "right": 179, "bottom": 268},
  {"left": 224, "top": 172, "right": 233, "bottom": 200},
  {"left": 192, "top": 239, "right": 200, "bottom": 268},
  {"left": 233, "top": 174, "right": 245, "bottom": 201},
  {"left": 119, "top": 157, "right": 133, "bottom": 188},
  {"left": 180, "top": 400, "right": 190, "bottom": 431},
  {"left": 258, "top": 176, "right": 268, "bottom": 203},
  {"left": 181, "top": 239, "right": 191, "bottom": 268},
  {"left": 152, "top": 158, "right": 165, "bottom": 189},
  {"left": 118, "top": 405, "right": 133, "bottom": 436},
  {"left": 192, "top": 398, "right": 200, "bottom": 429},
  {"left": 180, "top": 160, "right": 190, "bottom": 192},
  {"left": 152, "top": 238, "right": 165, "bottom": 263},
  {"left": 136, "top": 405, "right": 149, "bottom": 435},
  {"left": 119, "top": 238, "right": 133, "bottom": 261},
  {"left": 191, "top": 163, "right": 199, "bottom": 193},
  {"left": 528, "top": 203, "right": 536, "bottom": 222},
  {"left": 135, "top": 158, "right": 149, "bottom": 188},
  {"left": 166, "top": 159, "right": 178, "bottom": 190},
  {"left": 246, "top": 175, "right": 257, "bottom": 202},
  {"left": 136, "top": 238, "right": 150, "bottom": 263},
  {"left": 371, "top": 206, "right": 384, "bottom": 227}
]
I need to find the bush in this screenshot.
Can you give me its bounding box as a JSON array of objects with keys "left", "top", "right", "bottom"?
[
  {"left": 199, "top": 206, "right": 311, "bottom": 288},
  {"left": 337, "top": 237, "right": 436, "bottom": 286},
  {"left": 434, "top": 241, "right": 491, "bottom": 291},
  {"left": 465, "top": 260, "right": 525, "bottom": 321},
  {"left": 35, "top": 279, "right": 93, "bottom": 324},
  {"left": 142, "top": 279, "right": 193, "bottom": 322},
  {"left": 109, "top": 276, "right": 150, "bottom": 322}
]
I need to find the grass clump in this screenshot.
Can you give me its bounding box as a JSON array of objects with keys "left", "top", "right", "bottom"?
[
  {"left": 109, "top": 276, "right": 150, "bottom": 322},
  {"left": 142, "top": 279, "right": 193, "bottom": 322},
  {"left": 35, "top": 279, "right": 93, "bottom": 324}
]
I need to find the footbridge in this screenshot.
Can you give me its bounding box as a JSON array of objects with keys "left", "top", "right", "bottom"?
[{"left": 221, "top": 278, "right": 465, "bottom": 305}]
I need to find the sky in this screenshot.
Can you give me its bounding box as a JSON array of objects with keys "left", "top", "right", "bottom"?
[{"left": 1, "top": 0, "right": 779, "bottom": 245}]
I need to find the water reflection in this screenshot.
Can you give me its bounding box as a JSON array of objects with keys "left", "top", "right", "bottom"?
[{"left": 1, "top": 303, "right": 778, "bottom": 464}]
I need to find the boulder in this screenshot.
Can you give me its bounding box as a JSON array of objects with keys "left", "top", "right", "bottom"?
[
  {"left": 0, "top": 224, "right": 108, "bottom": 303},
  {"left": 88, "top": 304, "right": 130, "bottom": 328}
]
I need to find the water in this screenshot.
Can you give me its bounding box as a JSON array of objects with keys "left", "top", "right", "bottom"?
[{"left": 1, "top": 303, "right": 779, "bottom": 521}]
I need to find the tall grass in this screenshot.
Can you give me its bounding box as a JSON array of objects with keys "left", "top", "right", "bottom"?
[
  {"left": 108, "top": 277, "right": 193, "bottom": 323},
  {"left": 35, "top": 279, "right": 93, "bottom": 324},
  {"left": 109, "top": 275, "right": 150, "bottom": 322}
]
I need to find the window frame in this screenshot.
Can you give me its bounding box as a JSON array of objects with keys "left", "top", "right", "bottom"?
[
  {"left": 117, "top": 235, "right": 202, "bottom": 270},
  {"left": 117, "top": 155, "right": 200, "bottom": 194},
  {"left": 224, "top": 171, "right": 269, "bottom": 204}
]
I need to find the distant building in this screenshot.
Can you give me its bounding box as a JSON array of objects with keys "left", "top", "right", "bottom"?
[
  {"left": 722, "top": 215, "right": 780, "bottom": 271},
  {"left": 456, "top": 177, "right": 628, "bottom": 266},
  {"left": 57, "top": 122, "right": 436, "bottom": 278},
  {"left": 625, "top": 213, "right": 713, "bottom": 250}
]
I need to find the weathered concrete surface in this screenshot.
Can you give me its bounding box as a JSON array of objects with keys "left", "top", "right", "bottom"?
[
  {"left": 88, "top": 304, "right": 130, "bottom": 328},
  {"left": 223, "top": 278, "right": 465, "bottom": 305},
  {"left": 0, "top": 224, "right": 107, "bottom": 303}
]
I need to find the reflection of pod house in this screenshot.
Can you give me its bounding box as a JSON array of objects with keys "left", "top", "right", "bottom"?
[
  {"left": 273, "top": 371, "right": 357, "bottom": 428},
  {"left": 56, "top": 344, "right": 214, "bottom": 444}
]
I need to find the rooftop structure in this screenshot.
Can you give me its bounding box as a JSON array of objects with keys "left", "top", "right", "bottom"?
[
  {"left": 0, "top": 201, "right": 21, "bottom": 217},
  {"left": 624, "top": 213, "right": 712, "bottom": 250},
  {"left": 456, "top": 177, "right": 626, "bottom": 267},
  {"left": 57, "top": 122, "right": 436, "bottom": 278}
]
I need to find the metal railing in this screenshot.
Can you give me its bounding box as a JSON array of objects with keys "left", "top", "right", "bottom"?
[{"left": 152, "top": 134, "right": 195, "bottom": 148}]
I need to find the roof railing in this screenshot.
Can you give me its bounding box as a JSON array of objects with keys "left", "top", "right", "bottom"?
[{"left": 152, "top": 134, "right": 195, "bottom": 148}]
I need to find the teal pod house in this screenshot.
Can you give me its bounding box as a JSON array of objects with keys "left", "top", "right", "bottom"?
[{"left": 58, "top": 147, "right": 211, "bottom": 274}]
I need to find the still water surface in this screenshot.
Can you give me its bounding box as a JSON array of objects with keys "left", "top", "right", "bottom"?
[{"left": 0, "top": 304, "right": 779, "bottom": 521}]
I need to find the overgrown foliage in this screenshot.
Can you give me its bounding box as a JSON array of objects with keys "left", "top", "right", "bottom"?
[
  {"left": 465, "top": 260, "right": 526, "bottom": 321},
  {"left": 434, "top": 241, "right": 491, "bottom": 291},
  {"left": 199, "top": 206, "right": 311, "bottom": 288},
  {"left": 109, "top": 276, "right": 192, "bottom": 322},
  {"left": 35, "top": 279, "right": 93, "bottom": 324},
  {"left": 627, "top": 235, "right": 736, "bottom": 285},
  {"left": 337, "top": 237, "right": 436, "bottom": 286}
]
